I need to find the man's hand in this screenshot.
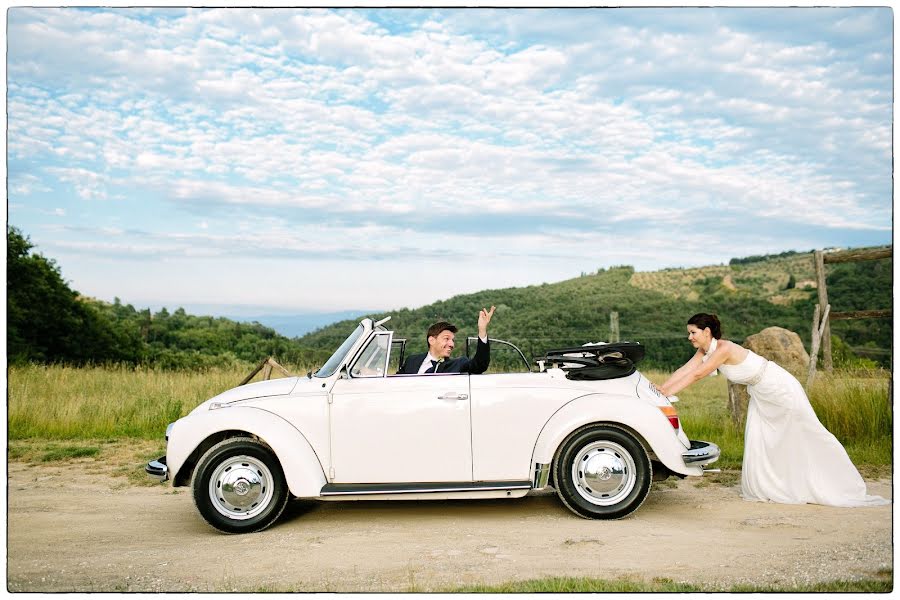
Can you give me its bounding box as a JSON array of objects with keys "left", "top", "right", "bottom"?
[{"left": 477, "top": 305, "right": 496, "bottom": 339}]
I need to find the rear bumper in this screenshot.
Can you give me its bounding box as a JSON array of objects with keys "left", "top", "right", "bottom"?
[
  {"left": 682, "top": 440, "right": 720, "bottom": 466},
  {"left": 146, "top": 456, "right": 168, "bottom": 482}
]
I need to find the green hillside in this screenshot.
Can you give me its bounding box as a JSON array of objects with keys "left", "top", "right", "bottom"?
[
  {"left": 299, "top": 249, "right": 892, "bottom": 370},
  {"left": 8, "top": 222, "right": 890, "bottom": 371}
]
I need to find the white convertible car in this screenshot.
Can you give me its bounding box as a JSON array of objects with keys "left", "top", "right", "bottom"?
[{"left": 147, "top": 317, "right": 719, "bottom": 534}]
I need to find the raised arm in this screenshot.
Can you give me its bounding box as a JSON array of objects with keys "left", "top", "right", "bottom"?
[
  {"left": 466, "top": 306, "right": 496, "bottom": 374},
  {"left": 477, "top": 305, "right": 496, "bottom": 340}
]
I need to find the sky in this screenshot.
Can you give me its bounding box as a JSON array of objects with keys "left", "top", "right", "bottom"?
[{"left": 6, "top": 5, "right": 894, "bottom": 315}]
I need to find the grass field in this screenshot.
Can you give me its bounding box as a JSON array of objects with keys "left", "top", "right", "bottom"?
[
  {"left": 7, "top": 362, "right": 298, "bottom": 440},
  {"left": 445, "top": 571, "right": 894, "bottom": 593},
  {"left": 7, "top": 363, "right": 892, "bottom": 473}
]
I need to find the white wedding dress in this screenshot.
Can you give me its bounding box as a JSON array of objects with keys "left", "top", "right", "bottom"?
[{"left": 718, "top": 350, "right": 888, "bottom": 507}]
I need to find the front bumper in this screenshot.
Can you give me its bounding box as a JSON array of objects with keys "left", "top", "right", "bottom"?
[
  {"left": 682, "top": 440, "right": 720, "bottom": 466},
  {"left": 146, "top": 456, "right": 168, "bottom": 482}
]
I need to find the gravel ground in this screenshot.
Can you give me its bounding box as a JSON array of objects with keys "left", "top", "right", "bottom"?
[{"left": 6, "top": 461, "right": 892, "bottom": 592}]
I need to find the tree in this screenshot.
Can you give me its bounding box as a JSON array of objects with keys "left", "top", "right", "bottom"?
[
  {"left": 7, "top": 226, "right": 139, "bottom": 364},
  {"left": 8, "top": 226, "right": 79, "bottom": 361}
]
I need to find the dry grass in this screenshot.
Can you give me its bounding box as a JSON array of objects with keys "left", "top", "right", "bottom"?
[
  {"left": 8, "top": 363, "right": 303, "bottom": 440},
  {"left": 8, "top": 364, "right": 890, "bottom": 472}
]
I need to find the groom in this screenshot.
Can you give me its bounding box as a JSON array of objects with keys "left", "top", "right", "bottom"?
[{"left": 397, "top": 306, "right": 496, "bottom": 375}]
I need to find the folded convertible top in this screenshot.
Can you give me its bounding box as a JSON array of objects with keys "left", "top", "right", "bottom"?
[{"left": 536, "top": 342, "right": 645, "bottom": 380}]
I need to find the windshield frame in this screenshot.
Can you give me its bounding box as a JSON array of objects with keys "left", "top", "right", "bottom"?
[{"left": 315, "top": 323, "right": 366, "bottom": 378}]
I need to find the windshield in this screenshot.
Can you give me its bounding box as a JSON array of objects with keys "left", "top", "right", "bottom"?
[{"left": 315, "top": 324, "right": 365, "bottom": 378}]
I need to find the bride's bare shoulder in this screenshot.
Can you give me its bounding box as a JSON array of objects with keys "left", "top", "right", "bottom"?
[{"left": 720, "top": 339, "right": 748, "bottom": 360}]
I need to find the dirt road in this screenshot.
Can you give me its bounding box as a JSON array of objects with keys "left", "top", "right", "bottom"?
[{"left": 7, "top": 461, "right": 892, "bottom": 592}]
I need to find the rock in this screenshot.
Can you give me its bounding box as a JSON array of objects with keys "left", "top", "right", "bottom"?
[
  {"left": 744, "top": 327, "right": 810, "bottom": 378},
  {"left": 727, "top": 327, "right": 810, "bottom": 426}
]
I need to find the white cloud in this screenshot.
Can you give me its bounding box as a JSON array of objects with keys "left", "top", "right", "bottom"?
[
  {"left": 45, "top": 167, "right": 109, "bottom": 200},
  {"left": 10, "top": 173, "right": 52, "bottom": 196},
  {"left": 6, "top": 7, "right": 892, "bottom": 311}
]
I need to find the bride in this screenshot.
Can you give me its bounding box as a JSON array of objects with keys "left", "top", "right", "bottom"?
[{"left": 659, "top": 313, "right": 888, "bottom": 507}]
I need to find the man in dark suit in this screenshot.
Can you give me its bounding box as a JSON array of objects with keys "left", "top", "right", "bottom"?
[{"left": 397, "top": 306, "right": 496, "bottom": 374}]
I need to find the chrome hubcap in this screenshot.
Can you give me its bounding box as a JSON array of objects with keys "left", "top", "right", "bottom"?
[
  {"left": 572, "top": 441, "right": 636, "bottom": 506},
  {"left": 209, "top": 455, "right": 274, "bottom": 520}
]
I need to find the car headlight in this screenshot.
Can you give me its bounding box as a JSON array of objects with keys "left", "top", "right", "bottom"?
[{"left": 165, "top": 422, "right": 175, "bottom": 441}]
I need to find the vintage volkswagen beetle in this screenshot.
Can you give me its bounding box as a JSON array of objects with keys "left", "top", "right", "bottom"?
[{"left": 147, "top": 317, "right": 719, "bottom": 533}]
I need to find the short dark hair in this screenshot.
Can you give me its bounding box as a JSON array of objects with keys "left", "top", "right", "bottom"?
[
  {"left": 426, "top": 321, "right": 457, "bottom": 343},
  {"left": 687, "top": 313, "right": 722, "bottom": 339}
]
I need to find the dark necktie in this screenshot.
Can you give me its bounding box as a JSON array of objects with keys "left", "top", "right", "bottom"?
[{"left": 426, "top": 360, "right": 438, "bottom": 374}]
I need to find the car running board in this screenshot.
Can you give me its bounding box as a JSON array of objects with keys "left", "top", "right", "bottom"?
[{"left": 320, "top": 480, "right": 533, "bottom": 496}]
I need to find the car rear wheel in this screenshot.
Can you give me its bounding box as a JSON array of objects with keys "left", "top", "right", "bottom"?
[
  {"left": 192, "top": 437, "right": 289, "bottom": 534},
  {"left": 553, "top": 424, "right": 651, "bottom": 519}
]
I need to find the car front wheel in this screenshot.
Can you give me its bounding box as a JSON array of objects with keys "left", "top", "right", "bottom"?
[
  {"left": 553, "top": 424, "right": 651, "bottom": 519},
  {"left": 191, "top": 437, "right": 289, "bottom": 534}
]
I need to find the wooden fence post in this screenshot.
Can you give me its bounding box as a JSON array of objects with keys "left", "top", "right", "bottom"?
[
  {"left": 806, "top": 303, "right": 830, "bottom": 391},
  {"left": 813, "top": 245, "right": 892, "bottom": 374},
  {"left": 610, "top": 311, "right": 620, "bottom": 343},
  {"left": 814, "top": 250, "right": 833, "bottom": 373},
  {"left": 239, "top": 356, "right": 292, "bottom": 386},
  {"left": 726, "top": 381, "right": 748, "bottom": 427}
]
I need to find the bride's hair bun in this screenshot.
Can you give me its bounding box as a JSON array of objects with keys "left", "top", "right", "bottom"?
[{"left": 687, "top": 313, "right": 722, "bottom": 339}]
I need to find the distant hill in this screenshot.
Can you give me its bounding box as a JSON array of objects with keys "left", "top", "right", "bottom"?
[
  {"left": 225, "top": 310, "right": 377, "bottom": 338},
  {"left": 8, "top": 221, "right": 890, "bottom": 370},
  {"left": 298, "top": 247, "right": 892, "bottom": 370},
  {"left": 631, "top": 251, "right": 819, "bottom": 305}
]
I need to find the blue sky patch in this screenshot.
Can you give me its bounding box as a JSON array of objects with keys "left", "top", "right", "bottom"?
[{"left": 6, "top": 6, "right": 893, "bottom": 312}]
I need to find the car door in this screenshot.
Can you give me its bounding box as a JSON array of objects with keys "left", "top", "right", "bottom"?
[{"left": 328, "top": 334, "right": 472, "bottom": 484}]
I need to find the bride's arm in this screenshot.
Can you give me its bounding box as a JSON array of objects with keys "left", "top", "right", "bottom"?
[
  {"left": 659, "top": 344, "right": 730, "bottom": 397},
  {"left": 660, "top": 350, "right": 704, "bottom": 388}
]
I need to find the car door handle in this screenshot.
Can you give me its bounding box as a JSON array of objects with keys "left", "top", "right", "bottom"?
[{"left": 437, "top": 393, "right": 468, "bottom": 400}]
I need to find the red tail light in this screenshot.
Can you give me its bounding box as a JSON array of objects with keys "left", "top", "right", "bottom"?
[{"left": 659, "top": 405, "right": 680, "bottom": 430}]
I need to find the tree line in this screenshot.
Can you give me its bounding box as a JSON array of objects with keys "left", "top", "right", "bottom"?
[
  {"left": 8, "top": 226, "right": 891, "bottom": 371},
  {"left": 7, "top": 226, "right": 328, "bottom": 370}
]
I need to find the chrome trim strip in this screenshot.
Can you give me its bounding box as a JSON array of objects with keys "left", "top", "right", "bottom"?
[
  {"left": 320, "top": 481, "right": 532, "bottom": 496},
  {"left": 682, "top": 440, "right": 721, "bottom": 465},
  {"left": 533, "top": 462, "right": 551, "bottom": 489},
  {"left": 146, "top": 457, "right": 168, "bottom": 482}
]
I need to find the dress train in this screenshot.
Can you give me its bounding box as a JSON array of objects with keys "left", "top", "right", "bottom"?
[{"left": 717, "top": 351, "right": 888, "bottom": 507}]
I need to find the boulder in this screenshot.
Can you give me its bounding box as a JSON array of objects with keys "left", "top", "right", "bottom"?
[
  {"left": 744, "top": 327, "right": 810, "bottom": 377},
  {"left": 727, "top": 327, "right": 810, "bottom": 427}
]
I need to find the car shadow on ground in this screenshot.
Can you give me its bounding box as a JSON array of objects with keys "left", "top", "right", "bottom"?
[
  {"left": 274, "top": 479, "right": 735, "bottom": 530},
  {"left": 276, "top": 489, "right": 600, "bottom": 529}
]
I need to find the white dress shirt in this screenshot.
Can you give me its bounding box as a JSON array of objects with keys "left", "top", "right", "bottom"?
[{"left": 417, "top": 352, "right": 441, "bottom": 374}]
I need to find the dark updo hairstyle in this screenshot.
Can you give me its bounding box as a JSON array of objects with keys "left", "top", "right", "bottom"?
[{"left": 687, "top": 313, "right": 722, "bottom": 339}]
